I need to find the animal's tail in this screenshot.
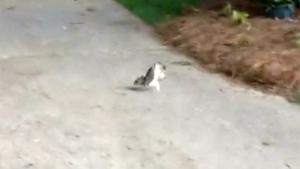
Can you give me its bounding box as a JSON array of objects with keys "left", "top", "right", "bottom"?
[{"left": 134, "top": 76, "right": 145, "bottom": 85}]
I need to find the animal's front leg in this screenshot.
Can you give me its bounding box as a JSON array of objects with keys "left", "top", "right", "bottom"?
[
  {"left": 149, "top": 81, "right": 160, "bottom": 92},
  {"left": 155, "top": 83, "right": 160, "bottom": 92}
]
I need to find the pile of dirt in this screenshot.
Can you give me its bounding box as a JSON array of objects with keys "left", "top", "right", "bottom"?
[{"left": 157, "top": 8, "right": 300, "bottom": 98}]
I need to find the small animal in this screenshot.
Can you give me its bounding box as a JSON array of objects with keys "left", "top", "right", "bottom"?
[{"left": 134, "top": 62, "right": 167, "bottom": 91}]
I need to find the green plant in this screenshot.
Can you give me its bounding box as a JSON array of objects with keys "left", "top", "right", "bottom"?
[
  {"left": 294, "top": 39, "right": 300, "bottom": 48},
  {"left": 269, "top": 0, "right": 293, "bottom": 6},
  {"left": 116, "top": 0, "right": 201, "bottom": 25},
  {"left": 222, "top": 2, "right": 249, "bottom": 25},
  {"left": 259, "top": 0, "right": 295, "bottom": 7},
  {"left": 295, "top": 40, "right": 300, "bottom": 47},
  {"left": 231, "top": 10, "right": 249, "bottom": 24},
  {"left": 292, "top": 33, "right": 300, "bottom": 47},
  {"left": 222, "top": 2, "right": 233, "bottom": 16}
]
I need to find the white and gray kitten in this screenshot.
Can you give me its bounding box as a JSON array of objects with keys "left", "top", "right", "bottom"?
[{"left": 134, "top": 62, "right": 166, "bottom": 91}]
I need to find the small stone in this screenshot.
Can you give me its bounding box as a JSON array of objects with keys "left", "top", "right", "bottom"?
[{"left": 24, "top": 163, "right": 34, "bottom": 168}]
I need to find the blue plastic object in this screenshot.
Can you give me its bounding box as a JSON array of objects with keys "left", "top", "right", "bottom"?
[{"left": 266, "top": 3, "right": 295, "bottom": 19}]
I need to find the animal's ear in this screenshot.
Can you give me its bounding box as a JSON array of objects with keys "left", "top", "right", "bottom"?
[
  {"left": 155, "top": 62, "right": 162, "bottom": 66},
  {"left": 159, "top": 63, "right": 167, "bottom": 70},
  {"left": 156, "top": 62, "right": 166, "bottom": 69}
]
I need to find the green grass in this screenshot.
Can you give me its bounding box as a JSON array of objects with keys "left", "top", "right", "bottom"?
[{"left": 116, "top": 0, "right": 201, "bottom": 25}]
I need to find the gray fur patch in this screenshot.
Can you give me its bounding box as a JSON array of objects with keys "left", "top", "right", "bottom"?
[{"left": 143, "top": 67, "right": 155, "bottom": 85}]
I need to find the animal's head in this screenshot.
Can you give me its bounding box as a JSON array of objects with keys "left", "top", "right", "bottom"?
[{"left": 154, "top": 62, "right": 166, "bottom": 80}]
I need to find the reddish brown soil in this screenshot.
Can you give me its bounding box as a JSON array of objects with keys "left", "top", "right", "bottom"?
[{"left": 157, "top": 3, "right": 300, "bottom": 98}]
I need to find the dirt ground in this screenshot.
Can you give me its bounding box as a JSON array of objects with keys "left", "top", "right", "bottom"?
[{"left": 157, "top": 1, "right": 300, "bottom": 100}]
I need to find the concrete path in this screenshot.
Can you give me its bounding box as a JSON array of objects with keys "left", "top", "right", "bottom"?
[{"left": 0, "top": 0, "right": 299, "bottom": 169}]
